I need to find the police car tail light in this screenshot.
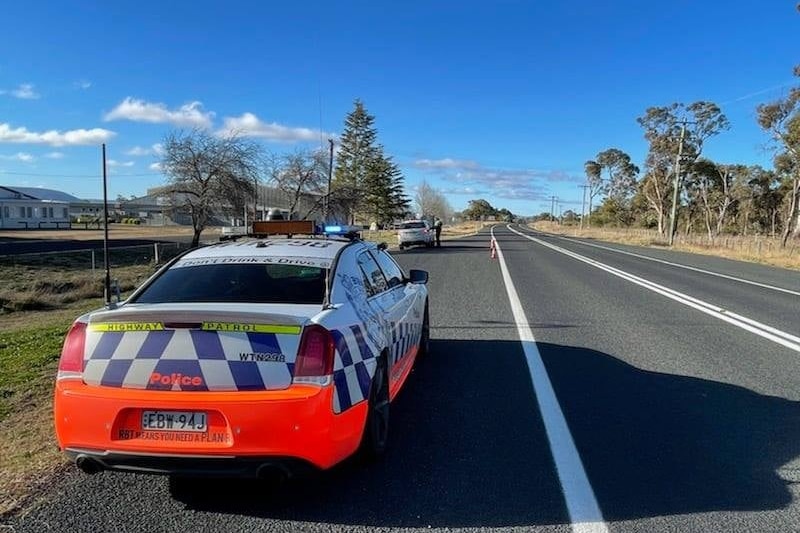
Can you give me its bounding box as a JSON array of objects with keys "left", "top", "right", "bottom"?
[
  {"left": 57, "top": 321, "right": 86, "bottom": 381},
  {"left": 294, "top": 324, "right": 334, "bottom": 384}
]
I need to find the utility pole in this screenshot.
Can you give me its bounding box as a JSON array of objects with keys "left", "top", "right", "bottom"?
[
  {"left": 579, "top": 184, "right": 589, "bottom": 229},
  {"left": 550, "top": 195, "right": 557, "bottom": 222},
  {"left": 668, "top": 122, "right": 687, "bottom": 246},
  {"left": 101, "top": 144, "right": 111, "bottom": 305},
  {"left": 325, "top": 138, "right": 334, "bottom": 222}
]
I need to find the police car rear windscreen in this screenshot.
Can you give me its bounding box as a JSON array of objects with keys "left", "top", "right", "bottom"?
[{"left": 133, "top": 264, "right": 326, "bottom": 305}]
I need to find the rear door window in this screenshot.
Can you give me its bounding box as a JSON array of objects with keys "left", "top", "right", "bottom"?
[
  {"left": 357, "top": 252, "right": 388, "bottom": 296},
  {"left": 372, "top": 250, "right": 405, "bottom": 288},
  {"left": 133, "top": 263, "right": 326, "bottom": 304}
]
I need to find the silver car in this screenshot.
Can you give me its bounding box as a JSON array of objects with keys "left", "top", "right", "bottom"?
[{"left": 397, "top": 220, "right": 434, "bottom": 250}]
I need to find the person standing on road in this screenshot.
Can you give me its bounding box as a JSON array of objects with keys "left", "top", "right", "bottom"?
[{"left": 434, "top": 218, "right": 443, "bottom": 247}]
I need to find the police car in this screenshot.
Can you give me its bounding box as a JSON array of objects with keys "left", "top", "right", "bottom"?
[{"left": 53, "top": 226, "right": 429, "bottom": 480}]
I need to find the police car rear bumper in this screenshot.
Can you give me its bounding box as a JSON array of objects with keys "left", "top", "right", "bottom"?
[
  {"left": 65, "top": 448, "right": 316, "bottom": 479},
  {"left": 54, "top": 380, "right": 370, "bottom": 471}
]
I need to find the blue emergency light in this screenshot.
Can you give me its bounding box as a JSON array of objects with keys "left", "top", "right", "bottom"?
[{"left": 324, "top": 224, "right": 361, "bottom": 239}]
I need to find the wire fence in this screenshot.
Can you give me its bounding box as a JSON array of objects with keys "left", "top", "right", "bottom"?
[
  {"left": 0, "top": 241, "right": 192, "bottom": 270},
  {"left": 551, "top": 224, "right": 798, "bottom": 258},
  {"left": 0, "top": 242, "right": 197, "bottom": 313}
]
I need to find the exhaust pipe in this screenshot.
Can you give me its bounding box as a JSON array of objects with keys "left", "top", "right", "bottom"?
[
  {"left": 76, "top": 455, "right": 103, "bottom": 475},
  {"left": 256, "top": 464, "right": 289, "bottom": 486}
]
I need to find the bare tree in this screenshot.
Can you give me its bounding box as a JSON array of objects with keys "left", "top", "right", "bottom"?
[
  {"left": 269, "top": 149, "right": 328, "bottom": 220},
  {"left": 161, "top": 130, "right": 261, "bottom": 247},
  {"left": 414, "top": 180, "right": 452, "bottom": 221}
]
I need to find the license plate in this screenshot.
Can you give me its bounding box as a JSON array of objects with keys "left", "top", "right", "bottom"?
[{"left": 141, "top": 410, "right": 207, "bottom": 432}]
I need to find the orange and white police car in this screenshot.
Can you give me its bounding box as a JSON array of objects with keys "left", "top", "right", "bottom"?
[{"left": 53, "top": 227, "right": 429, "bottom": 480}]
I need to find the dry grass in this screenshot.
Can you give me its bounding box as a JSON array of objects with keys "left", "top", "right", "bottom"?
[
  {"left": 531, "top": 221, "right": 800, "bottom": 271},
  {"left": 0, "top": 245, "right": 189, "bottom": 317},
  {"left": 0, "top": 223, "right": 204, "bottom": 242}
]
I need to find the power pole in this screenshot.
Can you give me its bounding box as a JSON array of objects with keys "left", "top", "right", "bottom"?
[
  {"left": 668, "top": 122, "right": 687, "bottom": 246},
  {"left": 579, "top": 184, "right": 589, "bottom": 229},
  {"left": 325, "top": 138, "right": 334, "bottom": 222},
  {"left": 550, "top": 195, "right": 557, "bottom": 222}
]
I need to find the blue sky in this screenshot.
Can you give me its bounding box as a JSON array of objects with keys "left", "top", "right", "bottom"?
[{"left": 0, "top": 1, "right": 797, "bottom": 215}]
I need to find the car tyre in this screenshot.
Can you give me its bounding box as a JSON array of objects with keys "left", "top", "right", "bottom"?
[
  {"left": 418, "top": 300, "right": 430, "bottom": 357},
  {"left": 359, "top": 354, "right": 390, "bottom": 460}
]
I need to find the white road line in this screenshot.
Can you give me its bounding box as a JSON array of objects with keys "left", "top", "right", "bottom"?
[
  {"left": 517, "top": 225, "right": 800, "bottom": 297},
  {"left": 491, "top": 226, "right": 608, "bottom": 533},
  {"left": 507, "top": 225, "right": 800, "bottom": 353}
]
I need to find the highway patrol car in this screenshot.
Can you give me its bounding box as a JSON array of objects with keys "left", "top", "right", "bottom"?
[{"left": 53, "top": 228, "right": 429, "bottom": 480}]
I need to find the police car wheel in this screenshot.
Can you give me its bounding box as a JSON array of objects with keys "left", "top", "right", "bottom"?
[
  {"left": 419, "top": 301, "right": 430, "bottom": 357},
  {"left": 360, "top": 354, "right": 390, "bottom": 460}
]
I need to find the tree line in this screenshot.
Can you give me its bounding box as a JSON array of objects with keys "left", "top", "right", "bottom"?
[
  {"left": 157, "top": 100, "right": 412, "bottom": 246},
  {"left": 583, "top": 67, "right": 800, "bottom": 248}
]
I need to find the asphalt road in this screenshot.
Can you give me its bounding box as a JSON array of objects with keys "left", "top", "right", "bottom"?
[{"left": 5, "top": 225, "right": 800, "bottom": 532}]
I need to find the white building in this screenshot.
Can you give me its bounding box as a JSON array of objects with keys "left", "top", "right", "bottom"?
[{"left": 0, "top": 186, "right": 73, "bottom": 229}]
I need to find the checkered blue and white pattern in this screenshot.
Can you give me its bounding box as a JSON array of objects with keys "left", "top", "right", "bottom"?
[
  {"left": 389, "top": 320, "right": 423, "bottom": 365},
  {"left": 330, "top": 324, "right": 380, "bottom": 413},
  {"left": 329, "top": 320, "right": 423, "bottom": 414},
  {"left": 82, "top": 329, "right": 300, "bottom": 392}
]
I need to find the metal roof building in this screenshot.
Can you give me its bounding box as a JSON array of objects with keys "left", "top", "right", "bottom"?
[{"left": 0, "top": 185, "right": 73, "bottom": 229}]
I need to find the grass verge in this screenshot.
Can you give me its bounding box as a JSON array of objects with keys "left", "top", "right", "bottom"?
[
  {"left": 0, "top": 306, "right": 94, "bottom": 516},
  {"left": 530, "top": 222, "right": 800, "bottom": 271},
  {"left": 0, "top": 248, "right": 185, "bottom": 516}
]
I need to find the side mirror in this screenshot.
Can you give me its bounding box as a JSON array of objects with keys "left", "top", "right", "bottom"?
[{"left": 408, "top": 269, "right": 428, "bottom": 285}]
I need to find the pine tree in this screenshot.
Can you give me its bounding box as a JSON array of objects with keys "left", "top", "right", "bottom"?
[
  {"left": 331, "top": 99, "right": 378, "bottom": 222},
  {"left": 362, "top": 149, "right": 411, "bottom": 226},
  {"left": 386, "top": 157, "right": 411, "bottom": 222},
  {"left": 331, "top": 99, "right": 410, "bottom": 225}
]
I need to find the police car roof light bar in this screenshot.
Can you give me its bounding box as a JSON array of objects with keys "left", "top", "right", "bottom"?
[{"left": 323, "top": 224, "right": 361, "bottom": 241}]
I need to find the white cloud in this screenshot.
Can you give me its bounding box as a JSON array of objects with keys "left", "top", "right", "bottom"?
[
  {"left": 44, "top": 151, "right": 64, "bottom": 159},
  {"left": 0, "top": 152, "right": 35, "bottom": 162},
  {"left": 218, "top": 113, "right": 335, "bottom": 143},
  {"left": 107, "top": 159, "right": 135, "bottom": 168},
  {"left": 104, "top": 97, "right": 214, "bottom": 128},
  {"left": 0, "top": 122, "right": 116, "bottom": 146},
  {"left": 9, "top": 83, "right": 40, "bottom": 99},
  {"left": 125, "top": 146, "right": 150, "bottom": 156},
  {"left": 414, "top": 158, "right": 480, "bottom": 170},
  {"left": 125, "top": 143, "right": 164, "bottom": 157},
  {"left": 74, "top": 80, "right": 92, "bottom": 90},
  {"left": 413, "top": 156, "right": 582, "bottom": 202},
  {"left": 441, "top": 186, "right": 488, "bottom": 195},
  {"left": 149, "top": 162, "right": 163, "bottom": 171}
]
